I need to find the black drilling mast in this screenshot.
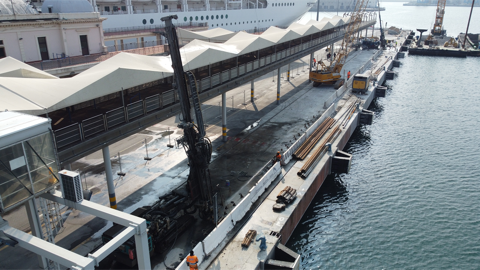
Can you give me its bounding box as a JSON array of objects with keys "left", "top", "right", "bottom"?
[{"left": 161, "top": 15, "right": 214, "bottom": 219}]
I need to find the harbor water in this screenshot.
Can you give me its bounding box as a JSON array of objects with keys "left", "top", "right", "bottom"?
[{"left": 288, "top": 5, "right": 480, "bottom": 269}]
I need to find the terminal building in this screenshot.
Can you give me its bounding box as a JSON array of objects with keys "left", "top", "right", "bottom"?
[{"left": 0, "top": 0, "right": 106, "bottom": 62}]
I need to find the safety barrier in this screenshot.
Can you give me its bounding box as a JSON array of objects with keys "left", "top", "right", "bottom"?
[{"left": 175, "top": 162, "right": 282, "bottom": 270}]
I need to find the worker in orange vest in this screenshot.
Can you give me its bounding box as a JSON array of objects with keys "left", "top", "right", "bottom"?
[
  {"left": 347, "top": 70, "right": 351, "bottom": 80},
  {"left": 313, "top": 58, "right": 316, "bottom": 67},
  {"left": 273, "top": 151, "right": 282, "bottom": 165},
  {"left": 186, "top": 250, "right": 199, "bottom": 270}
]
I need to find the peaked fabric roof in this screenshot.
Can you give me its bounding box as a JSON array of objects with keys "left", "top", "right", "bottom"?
[
  {"left": 177, "top": 27, "right": 236, "bottom": 43},
  {"left": 0, "top": 15, "right": 353, "bottom": 115},
  {"left": 0, "top": 57, "right": 58, "bottom": 79}
]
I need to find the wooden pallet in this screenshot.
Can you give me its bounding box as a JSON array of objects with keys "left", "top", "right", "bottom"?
[{"left": 241, "top": 230, "right": 257, "bottom": 247}]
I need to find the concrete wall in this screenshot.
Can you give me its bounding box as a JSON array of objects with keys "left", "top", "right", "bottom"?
[{"left": 0, "top": 13, "right": 104, "bottom": 62}]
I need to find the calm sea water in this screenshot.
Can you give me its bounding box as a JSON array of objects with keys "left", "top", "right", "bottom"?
[
  {"left": 299, "top": 2, "right": 480, "bottom": 36},
  {"left": 287, "top": 5, "right": 480, "bottom": 269}
]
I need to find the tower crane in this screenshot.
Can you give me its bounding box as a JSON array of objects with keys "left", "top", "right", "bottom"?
[
  {"left": 309, "top": 0, "right": 370, "bottom": 87},
  {"left": 432, "top": 0, "right": 447, "bottom": 36}
]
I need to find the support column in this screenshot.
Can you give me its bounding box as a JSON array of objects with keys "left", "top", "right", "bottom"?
[
  {"left": 134, "top": 230, "right": 152, "bottom": 270},
  {"left": 309, "top": 53, "right": 314, "bottom": 82},
  {"left": 64, "top": 163, "right": 72, "bottom": 170},
  {"left": 25, "top": 200, "right": 49, "bottom": 269},
  {"left": 114, "top": 40, "right": 119, "bottom": 51},
  {"left": 222, "top": 93, "right": 227, "bottom": 142},
  {"left": 287, "top": 63, "right": 290, "bottom": 81},
  {"left": 141, "top": 37, "right": 145, "bottom": 48},
  {"left": 276, "top": 68, "right": 281, "bottom": 104},
  {"left": 136, "top": 37, "right": 141, "bottom": 48},
  {"left": 120, "top": 39, "right": 124, "bottom": 50},
  {"left": 102, "top": 146, "right": 117, "bottom": 209},
  {"left": 331, "top": 42, "right": 335, "bottom": 61},
  {"left": 250, "top": 80, "right": 254, "bottom": 102},
  {"left": 60, "top": 24, "right": 69, "bottom": 56}
]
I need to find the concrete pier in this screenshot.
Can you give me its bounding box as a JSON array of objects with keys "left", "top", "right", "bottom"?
[{"left": 196, "top": 48, "right": 401, "bottom": 270}]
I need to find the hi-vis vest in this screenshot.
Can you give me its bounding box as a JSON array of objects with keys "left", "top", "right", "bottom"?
[{"left": 187, "top": 255, "right": 198, "bottom": 269}]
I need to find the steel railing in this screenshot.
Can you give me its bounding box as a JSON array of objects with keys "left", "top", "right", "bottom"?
[{"left": 53, "top": 21, "right": 375, "bottom": 150}]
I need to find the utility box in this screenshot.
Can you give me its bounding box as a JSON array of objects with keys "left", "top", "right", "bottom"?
[
  {"left": 59, "top": 170, "right": 83, "bottom": 203},
  {"left": 352, "top": 72, "right": 371, "bottom": 94}
]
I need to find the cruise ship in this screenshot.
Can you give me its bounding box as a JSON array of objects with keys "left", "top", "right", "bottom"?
[{"left": 32, "top": 0, "right": 315, "bottom": 32}]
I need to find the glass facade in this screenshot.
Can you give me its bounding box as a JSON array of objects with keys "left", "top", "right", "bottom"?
[{"left": 0, "top": 132, "right": 58, "bottom": 212}]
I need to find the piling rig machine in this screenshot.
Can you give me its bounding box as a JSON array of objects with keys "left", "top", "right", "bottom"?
[
  {"left": 309, "top": 0, "right": 370, "bottom": 87},
  {"left": 161, "top": 15, "right": 215, "bottom": 220},
  {"left": 99, "top": 15, "right": 216, "bottom": 268}
]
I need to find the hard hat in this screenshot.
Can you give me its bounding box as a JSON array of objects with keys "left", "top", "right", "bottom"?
[{"left": 277, "top": 151, "right": 280, "bottom": 154}]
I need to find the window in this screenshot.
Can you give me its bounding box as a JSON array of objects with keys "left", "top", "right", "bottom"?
[
  {"left": 113, "top": 6, "right": 119, "bottom": 11},
  {"left": 150, "top": 19, "right": 154, "bottom": 24},
  {"left": 104, "top": 6, "right": 110, "bottom": 12},
  {"left": 0, "top": 40, "right": 5, "bottom": 59},
  {"left": 142, "top": 19, "right": 147, "bottom": 24},
  {"left": 216, "top": 15, "right": 219, "bottom": 19},
  {"left": 164, "top": 5, "right": 168, "bottom": 10},
  {"left": 211, "top": 15, "right": 214, "bottom": 20},
  {"left": 48, "top": 6, "right": 52, "bottom": 13},
  {"left": 195, "top": 16, "right": 198, "bottom": 21},
  {"left": 201, "top": 16, "right": 204, "bottom": 20},
  {"left": 190, "top": 16, "right": 193, "bottom": 21},
  {"left": 226, "top": 14, "right": 228, "bottom": 18},
  {"left": 206, "top": 15, "right": 209, "bottom": 20},
  {"left": 221, "top": 15, "right": 224, "bottom": 19},
  {"left": 184, "top": 16, "right": 187, "bottom": 21},
  {"left": 121, "top": 6, "right": 126, "bottom": 11}
]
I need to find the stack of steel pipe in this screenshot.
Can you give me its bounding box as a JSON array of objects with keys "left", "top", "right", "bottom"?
[
  {"left": 293, "top": 117, "right": 335, "bottom": 160},
  {"left": 298, "top": 125, "right": 342, "bottom": 178}
]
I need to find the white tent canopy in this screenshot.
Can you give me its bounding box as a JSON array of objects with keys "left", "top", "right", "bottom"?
[
  {"left": 177, "top": 28, "right": 237, "bottom": 44},
  {"left": 0, "top": 57, "right": 58, "bottom": 79},
  {"left": 0, "top": 15, "right": 357, "bottom": 115}
]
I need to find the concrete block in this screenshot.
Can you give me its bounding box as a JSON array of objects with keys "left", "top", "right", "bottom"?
[{"left": 375, "top": 86, "right": 387, "bottom": 98}]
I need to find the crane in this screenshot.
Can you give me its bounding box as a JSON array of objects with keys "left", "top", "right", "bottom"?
[
  {"left": 378, "top": 1, "right": 386, "bottom": 49},
  {"left": 309, "top": 0, "right": 370, "bottom": 87},
  {"left": 161, "top": 15, "right": 215, "bottom": 220},
  {"left": 432, "top": 0, "right": 447, "bottom": 36}
]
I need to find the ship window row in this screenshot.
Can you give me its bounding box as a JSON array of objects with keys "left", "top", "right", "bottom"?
[
  {"left": 142, "top": 17, "right": 273, "bottom": 25},
  {"left": 183, "top": 16, "right": 273, "bottom": 23},
  {"left": 272, "top": 3, "right": 294, "bottom": 6},
  {"left": 184, "top": 14, "right": 229, "bottom": 21}
]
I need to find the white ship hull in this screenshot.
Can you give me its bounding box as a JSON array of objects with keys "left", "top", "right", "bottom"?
[{"left": 101, "top": 0, "right": 313, "bottom": 31}]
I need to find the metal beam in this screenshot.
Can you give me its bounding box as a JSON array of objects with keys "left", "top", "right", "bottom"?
[
  {"left": 40, "top": 191, "right": 146, "bottom": 228},
  {"left": 1, "top": 225, "right": 95, "bottom": 269},
  {"left": 90, "top": 226, "right": 135, "bottom": 264}
]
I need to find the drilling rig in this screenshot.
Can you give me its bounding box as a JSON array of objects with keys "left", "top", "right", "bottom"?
[
  {"left": 161, "top": 15, "right": 215, "bottom": 220},
  {"left": 309, "top": 0, "right": 370, "bottom": 87}
]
